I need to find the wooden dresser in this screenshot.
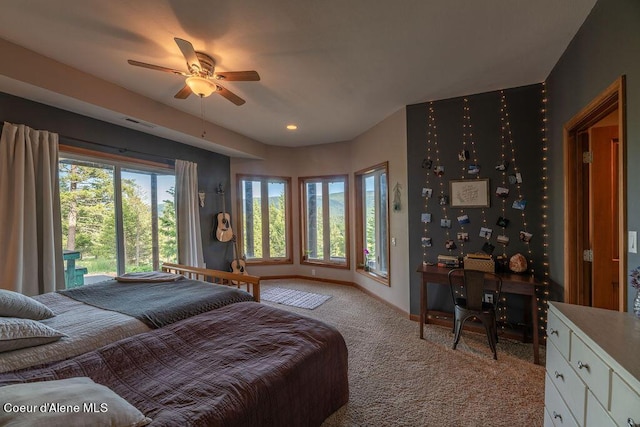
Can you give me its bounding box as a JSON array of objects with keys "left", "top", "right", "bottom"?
[{"left": 545, "top": 302, "right": 640, "bottom": 427}]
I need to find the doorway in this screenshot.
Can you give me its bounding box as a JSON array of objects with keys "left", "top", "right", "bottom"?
[{"left": 564, "top": 77, "right": 626, "bottom": 311}]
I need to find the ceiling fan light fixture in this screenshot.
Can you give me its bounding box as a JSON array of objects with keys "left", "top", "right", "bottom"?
[{"left": 186, "top": 76, "right": 216, "bottom": 97}]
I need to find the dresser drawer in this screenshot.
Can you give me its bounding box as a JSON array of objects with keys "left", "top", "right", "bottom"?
[
  {"left": 570, "top": 333, "right": 611, "bottom": 408},
  {"left": 545, "top": 373, "right": 579, "bottom": 427},
  {"left": 610, "top": 373, "right": 640, "bottom": 427},
  {"left": 548, "top": 309, "right": 571, "bottom": 359},
  {"left": 586, "top": 389, "right": 616, "bottom": 427},
  {"left": 546, "top": 340, "right": 587, "bottom": 425}
]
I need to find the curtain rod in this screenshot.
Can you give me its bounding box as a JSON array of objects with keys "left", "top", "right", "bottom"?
[{"left": 59, "top": 134, "right": 176, "bottom": 166}]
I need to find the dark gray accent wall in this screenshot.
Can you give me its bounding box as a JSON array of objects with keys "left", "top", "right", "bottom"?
[
  {"left": 406, "top": 84, "right": 544, "bottom": 319},
  {"left": 546, "top": 0, "right": 640, "bottom": 311},
  {"left": 0, "top": 91, "right": 232, "bottom": 271}
]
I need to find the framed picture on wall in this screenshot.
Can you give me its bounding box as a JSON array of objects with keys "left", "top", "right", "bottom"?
[{"left": 449, "top": 178, "right": 490, "bottom": 208}]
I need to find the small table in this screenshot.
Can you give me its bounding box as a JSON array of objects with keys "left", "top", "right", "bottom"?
[
  {"left": 63, "top": 250, "right": 81, "bottom": 288},
  {"left": 417, "top": 264, "right": 541, "bottom": 365}
]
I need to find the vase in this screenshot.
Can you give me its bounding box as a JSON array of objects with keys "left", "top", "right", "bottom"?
[{"left": 634, "top": 290, "right": 640, "bottom": 318}]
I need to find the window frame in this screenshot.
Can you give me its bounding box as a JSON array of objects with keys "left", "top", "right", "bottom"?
[
  {"left": 299, "top": 174, "right": 350, "bottom": 269},
  {"left": 355, "top": 162, "right": 390, "bottom": 284},
  {"left": 59, "top": 145, "right": 176, "bottom": 276},
  {"left": 236, "top": 174, "right": 293, "bottom": 265}
]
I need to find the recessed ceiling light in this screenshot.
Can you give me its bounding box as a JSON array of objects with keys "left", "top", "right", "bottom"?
[{"left": 286, "top": 124, "right": 298, "bottom": 130}]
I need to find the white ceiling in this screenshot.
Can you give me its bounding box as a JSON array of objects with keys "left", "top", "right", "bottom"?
[{"left": 0, "top": 0, "right": 596, "bottom": 154}]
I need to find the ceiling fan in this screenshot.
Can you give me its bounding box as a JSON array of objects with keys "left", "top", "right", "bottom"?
[{"left": 128, "top": 37, "right": 260, "bottom": 105}]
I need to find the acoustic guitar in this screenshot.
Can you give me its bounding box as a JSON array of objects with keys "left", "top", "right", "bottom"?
[
  {"left": 230, "top": 234, "right": 248, "bottom": 285},
  {"left": 215, "top": 186, "right": 233, "bottom": 242}
]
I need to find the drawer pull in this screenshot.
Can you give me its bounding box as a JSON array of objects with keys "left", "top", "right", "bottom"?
[
  {"left": 577, "top": 360, "right": 589, "bottom": 370},
  {"left": 553, "top": 411, "right": 563, "bottom": 422},
  {"left": 554, "top": 370, "right": 564, "bottom": 380},
  {"left": 549, "top": 328, "right": 558, "bottom": 336},
  {"left": 628, "top": 418, "right": 636, "bottom": 427}
]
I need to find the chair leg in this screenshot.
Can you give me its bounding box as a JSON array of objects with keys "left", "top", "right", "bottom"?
[
  {"left": 483, "top": 320, "right": 498, "bottom": 360},
  {"left": 452, "top": 315, "right": 464, "bottom": 350}
]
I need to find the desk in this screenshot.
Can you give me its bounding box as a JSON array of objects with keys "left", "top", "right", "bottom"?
[{"left": 417, "top": 264, "right": 540, "bottom": 364}]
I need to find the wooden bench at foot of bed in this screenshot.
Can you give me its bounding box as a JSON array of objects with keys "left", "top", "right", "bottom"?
[{"left": 161, "top": 262, "right": 261, "bottom": 302}]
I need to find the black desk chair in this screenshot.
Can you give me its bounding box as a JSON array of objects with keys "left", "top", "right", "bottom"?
[{"left": 447, "top": 268, "right": 502, "bottom": 360}]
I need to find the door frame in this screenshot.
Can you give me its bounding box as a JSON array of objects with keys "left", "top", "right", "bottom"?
[{"left": 563, "top": 76, "right": 627, "bottom": 310}]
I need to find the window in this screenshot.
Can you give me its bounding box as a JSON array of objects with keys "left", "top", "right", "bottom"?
[
  {"left": 59, "top": 149, "right": 176, "bottom": 282},
  {"left": 356, "top": 162, "right": 389, "bottom": 281},
  {"left": 237, "top": 175, "right": 291, "bottom": 263},
  {"left": 300, "top": 175, "right": 349, "bottom": 268}
]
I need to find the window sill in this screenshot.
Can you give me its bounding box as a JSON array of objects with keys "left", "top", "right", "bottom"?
[
  {"left": 301, "top": 260, "right": 349, "bottom": 270},
  {"left": 246, "top": 259, "right": 293, "bottom": 266},
  {"left": 356, "top": 268, "right": 389, "bottom": 286}
]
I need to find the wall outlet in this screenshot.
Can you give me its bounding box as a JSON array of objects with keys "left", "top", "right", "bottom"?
[
  {"left": 484, "top": 293, "right": 494, "bottom": 304},
  {"left": 311, "top": 269, "right": 316, "bottom": 276}
]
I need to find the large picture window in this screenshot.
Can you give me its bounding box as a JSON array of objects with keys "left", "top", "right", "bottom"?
[
  {"left": 300, "top": 175, "right": 349, "bottom": 268},
  {"left": 237, "top": 175, "right": 291, "bottom": 264},
  {"left": 356, "top": 162, "right": 389, "bottom": 282},
  {"left": 59, "top": 148, "right": 176, "bottom": 284}
]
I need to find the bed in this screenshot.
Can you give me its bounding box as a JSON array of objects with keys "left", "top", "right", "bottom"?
[
  {"left": 0, "top": 302, "right": 350, "bottom": 427},
  {"left": 0, "top": 263, "right": 261, "bottom": 373}
]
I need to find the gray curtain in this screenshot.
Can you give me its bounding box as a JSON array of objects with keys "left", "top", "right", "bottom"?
[
  {"left": 175, "top": 159, "right": 204, "bottom": 268},
  {"left": 0, "top": 122, "right": 64, "bottom": 295}
]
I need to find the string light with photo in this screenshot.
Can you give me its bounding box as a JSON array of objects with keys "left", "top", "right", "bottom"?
[
  {"left": 455, "top": 99, "right": 470, "bottom": 255},
  {"left": 539, "top": 82, "right": 551, "bottom": 340},
  {"left": 422, "top": 102, "right": 440, "bottom": 265},
  {"left": 500, "top": 91, "right": 535, "bottom": 274},
  {"left": 422, "top": 103, "right": 435, "bottom": 265},
  {"left": 434, "top": 105, "right": 453, "bottom": 255},
  {"left": 462, "top": 98, "right": 490, "bottom": 257}
]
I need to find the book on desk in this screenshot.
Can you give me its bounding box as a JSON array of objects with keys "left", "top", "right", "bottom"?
[{"left": 436, "top": 254, "right": 460, "bottom": 268}]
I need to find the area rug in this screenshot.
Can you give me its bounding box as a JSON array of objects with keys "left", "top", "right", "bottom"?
[{"left": 260, "top": 287, "right": 332, "bottom": 309}]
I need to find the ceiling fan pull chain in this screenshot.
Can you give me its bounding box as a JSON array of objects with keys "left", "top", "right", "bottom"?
[{"left": 201, "top": 96, "right": 207, "bottom": 138}]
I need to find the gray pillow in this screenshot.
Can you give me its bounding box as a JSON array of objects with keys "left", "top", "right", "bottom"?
[
  {"left": 0, "top": 289, "right": 55, "bottom": 320},
  {"left": 0, "top": 377, "right": 152, "bottom": 427},
  {"left": 0, "top": 317, "right": 65, "bottom": 352}
]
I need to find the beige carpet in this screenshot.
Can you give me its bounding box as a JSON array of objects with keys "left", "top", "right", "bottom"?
[{"left": 260, "top": 279, "right": 546, "bottom": 427}]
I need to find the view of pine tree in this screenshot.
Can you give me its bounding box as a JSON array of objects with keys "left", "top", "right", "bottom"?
[
  {"left": 59, "top": 163, "right": 114, "bottom": 257},
  {"left": 248, "top": 200, "right": 263, "bottom": 258},
  {"left": 365, "top": 203, "right": 376, "bottom": 261},
  {"left": 305, "top": 186, "right": 347, "bottom": 261},
  {"left": 159, "top": 187, "right": 177, "bottom": 263},
  {"left": 121, "top": 177, "right": 152, "bottom": 270},
  {"left": 268, "top": 193, "right": 286, "bottom": 257},
  {"left": 330, "top": 218, "right": 345, "bottom": 257},
  {"left": 59, "top": 161, "right": 177, "bottom": 275},
  {"left": 329, "top": 191, "right": 346, "bottom": 258}
]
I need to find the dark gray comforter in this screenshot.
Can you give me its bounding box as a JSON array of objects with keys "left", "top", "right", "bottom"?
[{"left": 58, "top": 278, "right": 254, "bottom": 328}]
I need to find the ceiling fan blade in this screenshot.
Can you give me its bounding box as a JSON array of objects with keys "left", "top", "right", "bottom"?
[
  {"left": 216, "top": 85, "right": 246, "bottom": 106},
  {"left": 174, "top": 84, "right": 192, "bottom": 99},
  {"left": 128, "top": 60, "right": 188, "bottom": 76},
  {"left": 174, "top": 37, "right": 202, "bottom": 72},
  {"left": 215, "top": 70, "right": 260, "bottom": 81}
]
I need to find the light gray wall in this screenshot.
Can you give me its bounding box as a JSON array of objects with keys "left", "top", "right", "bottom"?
[{"left": 546, "top": 0, "right": 640, "bottom": 310}]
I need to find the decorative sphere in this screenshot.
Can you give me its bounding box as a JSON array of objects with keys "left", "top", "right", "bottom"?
[{"left": 509, "top": 253, "right": 528, "bottom": 273}]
